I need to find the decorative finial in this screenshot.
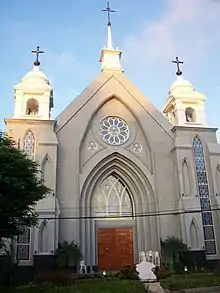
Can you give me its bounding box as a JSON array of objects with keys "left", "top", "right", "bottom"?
[
  {"left": 172, "top": 56, "right": 184, "bottom": 76},
  {"left": 31, "top": 46, "right": 44, "bottom": 66},
  {"left": 102, "top": 1, "right": 117, "bottom": 27}
]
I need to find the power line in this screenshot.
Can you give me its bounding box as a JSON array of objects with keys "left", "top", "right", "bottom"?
[{"left": 36, "top": 206, "right": 220, "bottom": 220}]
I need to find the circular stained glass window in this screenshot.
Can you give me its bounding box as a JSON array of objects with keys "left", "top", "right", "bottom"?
[{"left": 100, "top": 116, "right": 129, "bottom": 145}]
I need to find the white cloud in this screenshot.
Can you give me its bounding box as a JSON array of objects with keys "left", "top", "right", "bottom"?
[{"left": 124, "top": 0, "right": 220, "bottom": 67}]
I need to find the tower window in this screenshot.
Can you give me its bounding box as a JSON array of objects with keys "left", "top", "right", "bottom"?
[
  {"left": 193, "top": 136, "right": 216, "bottom": 255},
  {"left": 185, "top": 107, "right": 196, "bottom": 122},
  {"left": 26, "top": 98, "right": 39, "bottom": 116}
]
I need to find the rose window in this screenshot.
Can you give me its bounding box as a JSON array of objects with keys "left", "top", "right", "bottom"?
[{"left": 100, "top": 117, "right": 129, "bottom": 145}]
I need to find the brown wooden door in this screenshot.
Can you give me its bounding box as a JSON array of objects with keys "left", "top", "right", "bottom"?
[{"left": 98, "top": 228, "right": 134, "bottom": 270}]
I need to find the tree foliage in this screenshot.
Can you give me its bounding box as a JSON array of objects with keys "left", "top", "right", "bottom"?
[{"left": 0, "top": 132, "right": 50, "bottom": 240}]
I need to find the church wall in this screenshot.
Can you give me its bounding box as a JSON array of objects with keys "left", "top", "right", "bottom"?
[
  {"left": 56, "top": 74, "right": 182, "bottom": 260},
  {"left": 208, "top": 153, "right": 220, "bottom": 257},
  {"left": 173, "top": 126, "right": 220, "bottom": 258},
  {"left": 4, "top": 118, "right": 58, "bottom": 263}
]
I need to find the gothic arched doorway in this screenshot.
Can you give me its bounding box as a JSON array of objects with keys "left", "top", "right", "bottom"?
[
  {"left": 79, "top": 153, "right": 158, "bottom": 272},
  {"left": 92, "top": 174, "right": 134, "bottom": 270}
]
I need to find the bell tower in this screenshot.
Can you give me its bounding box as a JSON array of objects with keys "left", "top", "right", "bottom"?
[
  {"left": 4, "top": 47, "right": 59, "bottom": 265},
  {"left": 163, "top": 57, "right": 206, "bottom": 127},
  {"left": 13, "top": 46, "right": 53, "bottom": 120}
]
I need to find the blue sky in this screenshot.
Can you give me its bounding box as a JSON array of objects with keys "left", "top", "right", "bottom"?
[{"left": 1, "top": 0, "right": 220, "bottom": 137}]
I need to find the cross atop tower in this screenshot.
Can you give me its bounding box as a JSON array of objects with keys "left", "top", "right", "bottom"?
[
  {"left": 172, "top": 56, "right": 184, "bottom": 76},
  {"left": 102, "top": 1, "right": 117, "bottom": 27},
  {"left": 31, "top": 46, "right": 44, "bottom": 66}
]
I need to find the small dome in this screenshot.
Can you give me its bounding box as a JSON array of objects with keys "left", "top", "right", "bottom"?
[
  {"left": 22, "top": 66, "right": 49, "bottom": 83},
  {"left": 169, "top": 75, "right": 195, "bottom": 95},
  {"left": 15, "top": 66, "right": 51, "bottom": 91}
]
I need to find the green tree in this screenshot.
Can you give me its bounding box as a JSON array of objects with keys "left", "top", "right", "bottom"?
[
  {"left": 55, "top": 241, "right": 82, "bottom": 269},
  {"left": 0, "top": 132, "right": 50, "bottom": 240},
  {"left": 161, "top": 236, "right": 188, "bottom": 269}
]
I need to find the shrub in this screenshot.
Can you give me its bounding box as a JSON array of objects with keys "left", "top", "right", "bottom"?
[
  {"left": 35, "top": 270, "right": 73, "bottom": 286},
  {"left": 55, "top": 241, "right": 82, "bottom": 269},
  {"left": 117, "top": 266, "right": 139, "bottom": 280},
  {"left": 154, "top": 265, "right": 172, "bottom": 280}
]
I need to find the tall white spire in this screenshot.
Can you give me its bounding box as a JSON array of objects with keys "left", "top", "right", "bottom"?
[
  {"left": 107, "top": 24, "right": 113, "bottom": 49},
  {"left": 100, "top": 2, "right": 123, "bottom": 73}
]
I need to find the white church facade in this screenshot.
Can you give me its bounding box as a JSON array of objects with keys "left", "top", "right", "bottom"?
[{"left": 4, "top": 19, "right": 220, "bottom": 270}]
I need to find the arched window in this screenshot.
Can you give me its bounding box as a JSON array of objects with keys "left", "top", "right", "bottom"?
[
  {"left": 185, "top": 107, "right": 196, "bottom": 122},
  {"left": 92, "top": 174, "right": 134, "bottom": 218},
  {"left": 23, "top": 130, "right": 35, "bottom": 159},
  {"left": 26, "top": 98, "right": 39, "bottom": 115},
  {"left": 41, "top": 155, "right": 52, "bottom": 190},
  {"left": 190, "top": 219, "right": 199, "bottom": 249},
  {"left": 182, "top": 158, "right": 192, "bottom": 197},
  {"left": 193, "top": 136, "right": 216, "bottom": 255},
  {"left": 215, "top": 165, "right": 220, "bottom": 196},
  {"left": 39, "top": 220, "right": 50, "bottom": 254}
]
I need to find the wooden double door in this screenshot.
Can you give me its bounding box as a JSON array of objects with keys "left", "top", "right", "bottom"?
[{"left": 98, "top": 228, "right": 134, "bottom": 271}]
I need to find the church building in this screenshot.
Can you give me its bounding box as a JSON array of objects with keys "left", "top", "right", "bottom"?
[{"left": 4, "top": 8, "right": 220, "bottom": 271}]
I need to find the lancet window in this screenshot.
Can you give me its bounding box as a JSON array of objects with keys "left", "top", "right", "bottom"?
[
  {"left": 193, "top": 136, "right": 216, "bottom": 255},
  {"left": 23, "top": 130, "right": 35, "bottom": 159}
]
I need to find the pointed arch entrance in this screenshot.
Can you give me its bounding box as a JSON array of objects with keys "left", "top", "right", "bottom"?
[
  {"left": 79, "top": 153, "right": 158, "bottom": 271},
  {"left": 92, "top": 173, "right": 134, "bottom": 270}
]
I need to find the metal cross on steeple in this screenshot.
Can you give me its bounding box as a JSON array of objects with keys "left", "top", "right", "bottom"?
[
  {"left": 31, "top": 46, "right": 44, "bottom": 66},
  {"left": 172, "top": 57, "right": 184, "bottom": 76},
  {"left": 102, "top": 1, "right": 117, "bottom": 27}
]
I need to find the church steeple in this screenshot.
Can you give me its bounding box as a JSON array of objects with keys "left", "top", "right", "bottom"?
[
  {"left": 99, "top": 2, "right": 123, "bottom": 73},
  {"left": 13, "top": 46, "right": 53, "bottom": 120},
  {"left": 163, "top": 57, "right": 206, "bottom": 127}
]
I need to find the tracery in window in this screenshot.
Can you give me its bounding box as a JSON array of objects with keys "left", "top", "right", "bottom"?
[
  {"left": 23, "top": 130, "right": 35, "bottom": 159},
  {"left": 193, "top": 136, "right": 216, "bottom": 255},
  {"left": 92, "top": 174, "right": 133, "bottom": 218},
  {"left": 100, "top": 117, "right": 129, "bottom": 145},
  {"left": 17, "top": 228, "right": 30, "bottom": 261}
]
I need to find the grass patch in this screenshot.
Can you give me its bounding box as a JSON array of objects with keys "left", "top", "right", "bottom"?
[
  {"left": 161, "top": 273, "right": 220, "bottom": 291},
  {"left": 4, "top": 279, "right": 146, "bottom": 293}
]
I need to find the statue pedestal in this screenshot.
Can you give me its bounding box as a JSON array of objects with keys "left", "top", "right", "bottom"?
[{"left": 144, "top": 282, "right": 165, "bottom": 293}]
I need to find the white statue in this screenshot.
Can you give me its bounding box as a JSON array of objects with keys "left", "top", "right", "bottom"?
[
  {"left": 139, "top": 251, "right": 146, "bottom": 262},
  {"left": 148, "top": 250, "right": 154, "bottom": 263},
  {"left": 79, "top": 260, "right": 86, "bottom": 274},
  {"left": 154, "top": 251, "right": 160, "bottom": 267},
  {"left": 136, "top": 259, "right": 157, "bottom": 282}
]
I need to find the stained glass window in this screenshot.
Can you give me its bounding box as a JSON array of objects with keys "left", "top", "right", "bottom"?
[
  {"left": 193, "top": 136, "right": 216, "bottom": 255},
  {"left": 92, "top": 175, "right": 133, "bottom": 217},
  {"left": 17, "top": 228, "right": 30, "bottom": 260},
  {"left": 100, "top": 117, "right": 130, "bottom": 145},
  {"left": 202, "top": 212, "right": 213, "bottom": 226},
  {"left": 23, "top": 130, "right": 35, "bottom": 159}
]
